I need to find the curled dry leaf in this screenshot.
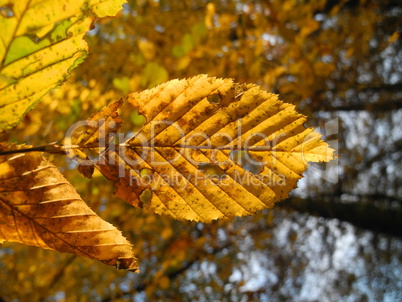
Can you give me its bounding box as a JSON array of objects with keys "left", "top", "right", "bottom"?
[
  {"left": 0, "top": 144, "right": 138, "bottom": 272},
  {"left": 70, "top": 75, "right": 335, "bottom": 222}
]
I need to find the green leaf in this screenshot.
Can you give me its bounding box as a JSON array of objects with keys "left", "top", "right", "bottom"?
[
  {"left": 113, "top": 76, "right": 130, "bottom": 94},
  {"left": 140, "top": 62, "right": 168, "bottom": 88},
  {"left": 0, "top": 0, "right": 126, "bottom": 130}
]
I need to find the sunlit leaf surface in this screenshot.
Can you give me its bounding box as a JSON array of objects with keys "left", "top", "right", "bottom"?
[
  {"left": 0, "top": 0, "right": 125, "bottom": 129},
  {"left": 0, "top": 144, "right": 138, "bottom": 272},
  {"left": 70, "top": 75, "right": 335, "bottom": 222}
]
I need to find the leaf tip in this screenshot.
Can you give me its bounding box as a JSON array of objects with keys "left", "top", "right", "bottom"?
[{"left": 115, "top": 257, "right": 140, "bottom": 273}]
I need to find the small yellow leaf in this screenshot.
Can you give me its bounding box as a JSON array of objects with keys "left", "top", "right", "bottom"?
[
  {"left": 0, "top": 144, "right": 138, "bottom": 272},
  {"left": 138, "top": 39, "right": 156, "bottom": 60},
  {"left": 300, "top": 19, "right": 320, "bottom": 37},
  {"left": 205, "top": 2, "right": 216, "bottom": 28},
  {"left": 388, "top": 31, "right": 399, "bottom": 44},
  {"left": 158, "top": 276, "right": 170, "bottom": 290}
]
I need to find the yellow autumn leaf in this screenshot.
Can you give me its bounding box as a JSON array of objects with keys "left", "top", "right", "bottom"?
[
  {"left": 0, "top": 144, "right": 138, "bottom": 272},
  {"left": 388, "top": 31, "right": 399, "bottom": 44},
  {"left": 300, "top": 19, "right": 320, "bottom": 37},
  {"left": 138, "top": 39, "right": 156, "bottom": 60},
  {"left": 205, "top": 2, "right": 216, "bottom": 28},
  {"left": 68, "top": 75, "right": 335, "bottom": 222},
  {"left": 0, "top": 0, "right": 125, "bottom": 130}
]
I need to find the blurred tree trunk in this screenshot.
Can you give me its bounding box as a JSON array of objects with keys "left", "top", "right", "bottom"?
[{"left": 281, "top": 195, "right": 402, "bottom": 237}]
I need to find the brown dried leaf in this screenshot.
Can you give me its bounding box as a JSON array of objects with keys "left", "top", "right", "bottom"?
[
  {"left": 71, "top": 75, "right": 335, "bottom": 222},
  {"left": 65, "top": 99, "right": 124, "bottom": 178},
  {"left": 0, "top": 144, "right": 138, "bottom": 272}
]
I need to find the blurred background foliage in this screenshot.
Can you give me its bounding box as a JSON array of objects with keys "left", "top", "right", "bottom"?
[{"left": 1, "top": 0, "right": 402, "bottom": 301}]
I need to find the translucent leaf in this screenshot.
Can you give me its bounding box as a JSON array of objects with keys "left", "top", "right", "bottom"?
[
  {"left": 0, "top": 0, "right": 125, "bottom": 129},
  {"left": 70, "top": 75, "right": 335, "bottom": 222},
  {"left": 0, "top": 144, "right": 138, "bottom": 272}
]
